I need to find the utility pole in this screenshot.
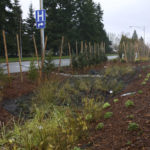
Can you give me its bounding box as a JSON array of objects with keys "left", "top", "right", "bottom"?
[{"left": 40, "top": 0, "right": 45, "bottom": 57}]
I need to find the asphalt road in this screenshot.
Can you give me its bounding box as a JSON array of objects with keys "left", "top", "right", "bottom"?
[{"left": 0, "top": 56, "right": 117, "bottom": 74}]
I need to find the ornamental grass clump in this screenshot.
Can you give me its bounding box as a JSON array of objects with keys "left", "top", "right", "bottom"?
[
  {"left": 82, "top": 98, "right": 103, "bottom": 121},
  {"left": 0, "top": 106, "right": 88, "bottom": 150}
]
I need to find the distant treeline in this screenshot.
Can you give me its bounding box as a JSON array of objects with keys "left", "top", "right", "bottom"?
[{"left": 0, "top": 0, "right": 112, "bottom": 57}]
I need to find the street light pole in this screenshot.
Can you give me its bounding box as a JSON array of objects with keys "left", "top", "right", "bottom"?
[
  {"left": 40, "top": 0, "right": 45, "bottom": 57},
  {"left": 143, "top": 26, "right": 145, "bottom": 43}
]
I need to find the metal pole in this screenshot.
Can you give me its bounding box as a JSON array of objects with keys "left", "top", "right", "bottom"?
[
  {"left": 143, "top": 26, "right": 145, "bottom": 43},
  {"left": 20, "top": 16, "right": 22, "bottom": 59},
  {"left": 40, "top": 0, "right": 45, "bottom": 58}
]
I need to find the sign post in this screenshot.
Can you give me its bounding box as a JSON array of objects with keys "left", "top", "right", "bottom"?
[{"left": 35, "top": 0, "right": 46, "bottom": 59}]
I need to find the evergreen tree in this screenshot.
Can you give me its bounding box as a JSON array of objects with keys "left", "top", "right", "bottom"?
[
  {"left": 23, "top": 4, "right": 37, "bottom": 55},
  {"left": 10, "top": 0, "right": 23, "bottom": 56},
  {"left": 12, "top": 0, "right": 22, "bottom": 34},
  {"left": 26, "top": 4, "right": 36, "bottom": 36},
  {"left": 0, "top": 0, "right": 13, "bottom": 56},
  {"left": 132, "top": 30, "right": 138, "bottom": 40},
  {"left": 75, "top": 0, "right": 97, "bottom": 41},
  {"left": 139, "top": 36, "right": 144, "bottom": 43},
  {"left": 44, "top": 0, "right": 76, "bottom": 54}
]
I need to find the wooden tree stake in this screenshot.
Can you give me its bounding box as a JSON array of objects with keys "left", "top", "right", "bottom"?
[
  {"left": 123, "top": 42, "right": 128, "bottom": 62},
  {"left": 2, "top": 30, "right": 10, "bottom": 78},
  {"left": 89, "top": 42, "right": 92, "bottom": 54},
  {"left": 33, "top": 35, "right": 41, "bottom": 80},
  {"left": 58, "top": 36, "right": 64, "bottom": 72},
  {"left": 81, "top": 41, "right": 83, "bottom": 53},
  {"left": 103, "top": 43, "right": 106, "bottom": 54},
  {"left": 16, "top": 34, "right": 23, "bottom": 82},
  {"left": 76, "top": 41, "right": 78, "bottom": 56},
  {"left": 68, "top": 42, "right": 72, "bottom": 69}
]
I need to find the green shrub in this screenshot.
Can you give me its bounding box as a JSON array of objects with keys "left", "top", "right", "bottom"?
[
  {"left": 72, "top": 52, "right": 107, "bottom": 69},
  {"left": 28, "top": 61, "right": 39, "bottom": 81},
  {"left": 128, "top": 122, "right": 139, "bottom": 131},
  {"left": 96, "top": 123, "right": 104, "bottom": 130},
  {"left": 102, "top": 102, "right": 111, "bottom": 109},
  {"left": 113, "top": 99, "right": 119, "bottom": 103},
  {"left": 104, "top": 112, "right": 113, "bottom": 119},
  {"left": 125, "top": 100, "right": 134, "bottom": 108}
]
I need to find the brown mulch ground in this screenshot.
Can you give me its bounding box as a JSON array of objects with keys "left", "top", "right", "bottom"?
[
  {"left": 0, "top": 73, "right": 67, "bottom": 125},
  {"left": 79, "top": 63, "right": 150, "bottom": 150},
  {"left": 0, "top": 73, "right": 37, "bottom": 125}
]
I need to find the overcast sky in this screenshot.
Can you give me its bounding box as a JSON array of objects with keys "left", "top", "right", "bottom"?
[{"left": 19, "top": 0, "right": 150, "bottom": 43}]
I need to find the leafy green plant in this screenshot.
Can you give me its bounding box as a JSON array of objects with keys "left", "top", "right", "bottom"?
[
  {"left": 141, "top": 81, "right": 146, "bottom": 85},
  {"left": 144, "top": 78, "right": 149, "bottom": 81},
  {"left": 85, "top": 114, "right": 93, "bottom": 122},
  {"left": 127, "top": 114, "right": 134, "bottom": 119},
  {"left": 104, "top": 112, "right": 113, "bottom": 119},
  {"left": 113, "top": 99, "right": 119, "bottom": 103},
  {"left": 73, "top": 147, "right": 81, "bottom": 150},
  {"left": 138, "top": 74, "right": 142, "bottom": 78},
  {"left": 102, "top": 102, "right": 111, "bottom": 109},
  {"left": 146, "top": 73, "right": 150, "bottom": 78},
  {"left": 96, "top": 123, "right": 104, "bottom": 130},
  {"left": 138, "top": 90, "right": 143, "bottom": 94},
  {"left": 28, "top": 61, "right": 39, "bottom": 81},
  {"left": 125, "top": 100, "right": 134, "bottom": 108},
  {"left": 128, "top": 122, "right": 139, "bottom": 131},
  {"left": 127, "top": 140, "right": 132, "bottom": 145}
]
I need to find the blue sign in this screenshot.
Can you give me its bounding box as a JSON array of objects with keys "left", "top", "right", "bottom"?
[
  {"left": 36, "top": 21, "right": 46, "bottom": 29},
  {"left": 35, "top": 9, "right": 46, "bottom": 29}
]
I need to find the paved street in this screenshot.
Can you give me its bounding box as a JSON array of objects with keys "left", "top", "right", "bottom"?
[{"left": 0, "top": 56, "right": 117, "bottom": 74}]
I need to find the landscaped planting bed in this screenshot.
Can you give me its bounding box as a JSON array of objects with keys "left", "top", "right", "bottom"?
[{"left": 0, "top": 61, "right": 150, "bottom": 149}]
